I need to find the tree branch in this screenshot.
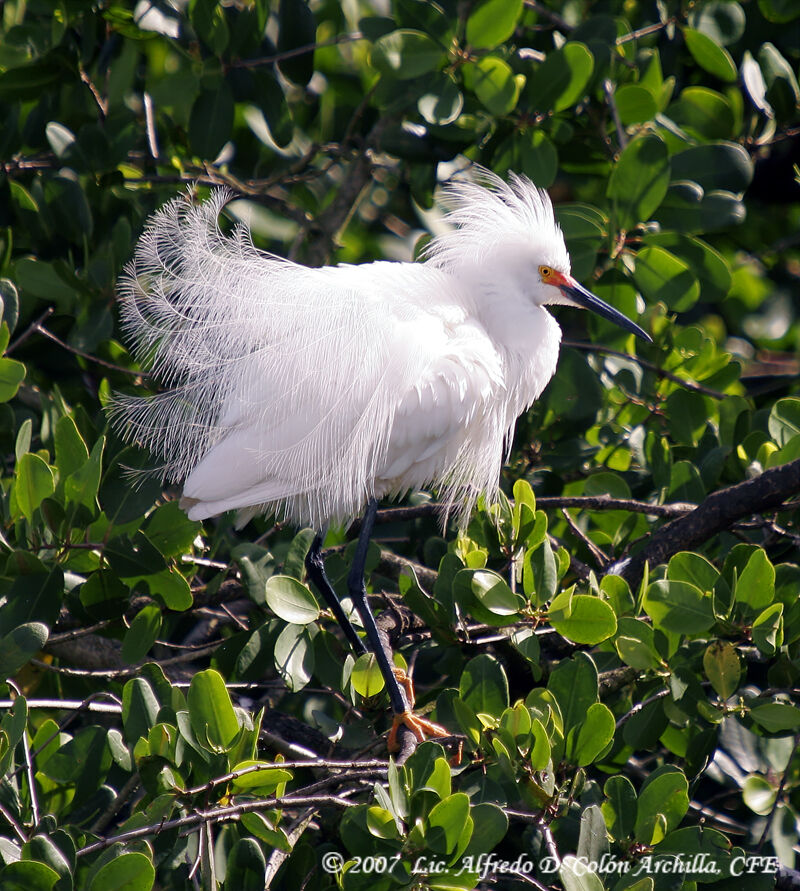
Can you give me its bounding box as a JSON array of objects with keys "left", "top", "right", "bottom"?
[{"left": 614, "top": 458, "right": 800, "bottom": 586}]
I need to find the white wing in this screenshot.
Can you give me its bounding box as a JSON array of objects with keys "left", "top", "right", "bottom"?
[{"left": 113, "top": 191, "right": 509, "bottom": 528}]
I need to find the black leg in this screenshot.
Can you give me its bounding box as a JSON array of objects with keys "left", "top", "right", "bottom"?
[
  {"left": 305, "top": 532, "right": 367, "bottom": 655},
  {"left": 347, "top": 499, "right": 410, "bottom": 715}
]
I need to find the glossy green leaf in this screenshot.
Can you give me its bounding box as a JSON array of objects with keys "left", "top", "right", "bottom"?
[
  {"left": 734, "top": 549, "right": 775, "bottom": 610},
  {"left": 643, "top": 579, "right": 715, "bottom": 633},
  {"left": 230, "top": 760, "right": 293, "bottom": 792},
  {"left": 635, "top": 770, "right": 689, "bottom": 844},
  {"left": 0, "top": 356, "right": 25, "bottom": 401},
  {"left": 265, "top": 575, "right": 320, "bottom": 624},
  {"left": 469, "top": 56, "right": 523, "bottom": 116},
  {"left": 0, "top": 622, "right": 48, "bottom": 677},
  {"left": 351, "top": 652, "right": 385, "bottom": 697},
  {"left": 273, "top": 622, "right": 315, "bottom": 691},
  {"left": 0, "top": 861, "right": 60, "bottom": 891},
  {"left": 614, "top": 84, "right": 658, "bottom": 124},
  {"left": 670, "top": 142, "right": 752, "bottom": 193},
  {"left": 703, "top": 641, "right": 740, "bottom": 700},
  {"left": 427, "top": 792, "right": 471, "bottom": 854},
  {"left": 88, "top": 852, "right": 155, "bottom": 891},
  {"left": 15, "top": 452, "right": 55, "bottom": 520},
  {"left": 188, "top": 668, "right": 241, "bottom": 750},
  {"left": 371, "top": 30, "right": 445, "bottom": 79},
  {"left": 277, "top": 0, "right": 316, "bottom": 86},
  {"left": 121, "top": 604, "right": 162, "bottom": 664},
  {"left": 768, "top": 398, "right": 800, "bottom": 447},
  {"left": 750, "top": 702, "right": 800, "bottom": 732},
  {"left": 752, "top": 602, "right": 784, "bottom": 655},
  {"left": 607, "top": 134, "right": 670, "bottom": 230},
  {"left": 602, "top": 775, "right": 637, "bottom": 840},
  {"left": 527, "top": 42, "right": 594, "bottom": 113},
  {"left": 572, "top": 702, "right": 615, "bottom": 766},
  {"left": 549, "top": 593, "right": 617, "bottom": 644},
  {"left": 633, "top": 246, "right": 700, "bottom": 311},
  {"left": 668, "top": 86, "right": 735, "bottom": 140},
  {"left": 465, "top": 0, "right": 522, "bottom": 49},
  {"left": 189, "top": 83, "right": 234, "bottom": 160},
  {"left": 683, "top": 29, "right": 737, "bottom": 82},
  {"left": 459, "top": 654, "right": 509, "bottom": 715}
]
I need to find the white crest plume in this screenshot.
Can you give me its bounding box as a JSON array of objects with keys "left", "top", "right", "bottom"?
[{"left": 112, "top": 168, "right": 567, "bottom": 529}]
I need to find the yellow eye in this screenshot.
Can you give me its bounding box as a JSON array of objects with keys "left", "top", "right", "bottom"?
[{"left": 539, "top": 265, "right": 552, "bottom": 279}]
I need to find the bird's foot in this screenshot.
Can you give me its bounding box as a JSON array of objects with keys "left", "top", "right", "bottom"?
[
  {"left": 387, "top": 667, "right": 449, "bottom": 752},
  {"left": 387, "top": 710, "right": 450, "bottom": 752}
]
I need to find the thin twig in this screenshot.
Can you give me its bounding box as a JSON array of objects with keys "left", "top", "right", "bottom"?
[
  {"left": 0, "top": 803, "right": 28, "bottom": 844},
  {"left": 562, "top": 339, "right": 727, "bottom": 399},
  {"left": 229, "top": 32, "right": 364, "bottom": 70},
  {"left": 77, "top": 793, "right": 360, "bottom": 857},
  {"left": 560, "top": 508, "right": 609, "bottom": 566}
]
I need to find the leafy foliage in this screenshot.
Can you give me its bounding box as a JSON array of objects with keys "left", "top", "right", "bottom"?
[{"left": 0, "top": 0, "right": 799, "bottom": 889}]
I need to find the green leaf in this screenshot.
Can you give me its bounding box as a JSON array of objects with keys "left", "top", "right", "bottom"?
[
  {"left": 526, "top": 42, "right": 594, "bottom": 113},
  {"left": 602, "top": 775, "right": 637, "bottom": 840},
  {"left": 121, "top": 604, "right": 162, "bottom": 664},
  {"left": 635, "top": 770, "right": 689, "bottom": 844},
  {"left": 547, "top": 652, "right": 598, "bottom": 733},
  {"left": 15, "top": 452, "right": 55, "bottom": 520},
  {"left": 752, "top": 602, "right": 784, "bottom": 656},
  {"left": 230, "top": 760, "right": 293, "bottom": 792},
  {"left": 65, "top": 435, "right": 105, "bottom": 510},
  {"left": 768, "top": 398, "right": 800, "bottom": 447},
  {"left": 0, "top": 356, "right": 25, "bottom": 402},
  {"left": 614, "top": 84, "right": 658, "bottom": 125},
  {"left": 742, "top": 775, "right": 776, "bottom": 815},
  {"left": 427, "top": 793, "right": 471, "bottom": 854},
  {"left": 122, "top": 677, "right": 160, "bottom": 744},
  {"left": 54, "top": 415, "right": 89, "bottom": 478},
  {"left": 607, "top": 134, "right": 670, "bottom": 230},
  {"left": 0, "top": 622, "right": 48, "bottom": 677},
  {"left": 459, "top": 654, "right": 509, "bottom": 716},
  {"left": 750, "top": 702, "right": 800, "bottom": 732},
  {"left": 277, "top": 0, "right": 316, "bottom": 86},
  {"left": 351, "top": 652, "right": 385, "bottom": 697},
  {"left": 188, "top": 668, "right": 241, "bottom": 751},
  {"left": 572, "top": 702, "right": 615, "bottom": 766},
  {"left": 189, "top": 83, "right": 234, "bottom": 160},
  {"left": 668, "top": 86, "right": 735, "bottom": 140},
  {"left": 633, "top": 245, "right": 700, "bottom": 311},
  {"left": 615, "top": 618, "right": 662, "bottom": 670},
  {"left": 559, "top": 856, "right": 605, "bottom": 891},
  {"left": 657, "top": 182, "right": 745, "bottom": 232},
  {"left": 683, "top": 29, "right": 737, "bottom": 82},
  {"left": 703, "top": 641, "right": 740, "bottom": 700},
  {"left": 465, "top": 0, "right": 522, "bottom": 48},
  {"left": 734, "top": 549, "right": 775, "bottom": 610},
  {"left": 265, "top": 575, "right": 320, "bottom": 624},
  {"left": 643, "top": 579, "right": 715, "bottom": 633},
  {"left": 88, "top": 852, "right": 155, "bottom": 891},
  {"left": 690, "top": 1, "right": 746, "bottom": 45},
  {"left": 667, "top": 552, "right": 719, "bottom": 592},
  {"left": 549, "top": 593, "right": 617, "bottom": 645},
  {"left": 460, "top": 568, "right": 522, "bottom": 621},
  {"left": 670, "top": 142, "right": 753, "bottom": 193},
  {"left": 371, "top": 30, "right": 445, "bottom": 80},
  {"left": 273, "top": 622, "right": 315, "bottom": 692},
  {"left": 757, "top": 0, "right": 800, "bottom": 24},
  {"left": 469, "top": 56, "right": 523, "bottom": 116},
  {"left": 418, "top": 74, "right": 464, "bottom": 126},
  {"left": 0, "top": 861, "right": 61, "bottom": 891}
]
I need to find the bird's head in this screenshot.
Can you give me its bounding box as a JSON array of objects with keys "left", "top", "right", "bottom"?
[{"left": 425, "top": 167, "right": 651, "bottom": 342}]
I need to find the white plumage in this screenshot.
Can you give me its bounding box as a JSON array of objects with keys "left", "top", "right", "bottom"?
[{"left": 113, "top": 168, "right": 646, "bottom": 530}]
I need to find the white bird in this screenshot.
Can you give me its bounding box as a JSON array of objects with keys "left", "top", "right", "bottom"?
[{"left": 113, "top": 168, "right": 650, "bottom": 750}]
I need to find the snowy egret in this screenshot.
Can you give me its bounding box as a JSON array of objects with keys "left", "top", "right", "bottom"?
[{"left": 113, "top": 168, "right": 650, "bottom": 749}]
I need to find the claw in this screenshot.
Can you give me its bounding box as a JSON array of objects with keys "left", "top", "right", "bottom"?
[{"left": 387, "top": 667, "right": 449, "bottom": 752}]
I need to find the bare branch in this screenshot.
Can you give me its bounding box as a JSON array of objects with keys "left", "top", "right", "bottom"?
[{"left": 614, "top": 458, "right": 800, "bottom": 585}]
